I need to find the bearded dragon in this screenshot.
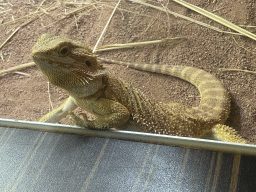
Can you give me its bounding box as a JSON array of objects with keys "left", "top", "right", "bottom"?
[{"left": 31, "top": 33, "right": 248, "bottom": 143}]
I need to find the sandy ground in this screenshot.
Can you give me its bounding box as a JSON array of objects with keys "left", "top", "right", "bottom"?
[{"left": 0, "top": 0, "right": 255, "bottom": 142}]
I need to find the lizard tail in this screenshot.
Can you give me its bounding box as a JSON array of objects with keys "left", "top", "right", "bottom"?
[
  {"left": 213, "top": 124, "right": 248, "bottom": 144},
  {"left": 166, "top": 65, "right": 230, "bottom": 124},
  {"left": 99, "top": 58, "right": 252, "bottom": 144},
  {"left": 99, "top": 58, "right": 230, "bottom": 124}
]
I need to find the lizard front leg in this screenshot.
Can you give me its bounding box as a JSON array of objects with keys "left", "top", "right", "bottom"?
[
  {"left": 39, "top": 96, "right": 78, "bottom": 123},
  {"left": 69, "top": 98, "right": 130, "bottom": 130}
]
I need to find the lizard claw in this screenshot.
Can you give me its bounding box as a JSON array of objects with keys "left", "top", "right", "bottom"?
[
  {"left": 68, "top": 111, "right": 90, "bottom": 128},
  {"left": 79, "top": 113, "right": 89, "bottom": 120}
]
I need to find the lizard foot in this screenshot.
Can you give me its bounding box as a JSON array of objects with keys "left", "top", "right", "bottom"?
[{"left": 68, "top": 111, "right": 91, "bottom": 128}]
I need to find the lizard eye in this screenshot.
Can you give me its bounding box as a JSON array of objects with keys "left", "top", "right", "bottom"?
[{"left": 59, "top": 46, "right": 70, "bottom": 56}]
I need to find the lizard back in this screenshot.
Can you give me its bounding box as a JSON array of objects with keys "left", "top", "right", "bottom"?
[
  {"left": 31, "top": 34, "right": 248, "bottom": 143},
  {"left": 99, "top": 58, "right": 231, "bottom": 137}
]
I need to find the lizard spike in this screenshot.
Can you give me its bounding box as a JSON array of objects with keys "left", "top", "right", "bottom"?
[
  {"left": 85, "top": 73, "right": 95, "bottom": 79},
  {"left": 82, "top": 78, "right": 90, "bottom": 84},
  {"left": 68, "top": 70, "right": 89, "bottom": 86},
  {"left": 76, "top": 75, "right": 89, "bottom": 85},
  {"left": 90, "top": 69, "right": 108, "bottom": 77},
  {"left": 31, "top": 34, "right": 250, "bottom": 144}
]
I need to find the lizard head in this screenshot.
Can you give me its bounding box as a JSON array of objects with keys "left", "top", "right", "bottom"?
[{"left": 31, "top": 34, "right": 107, "bottom": 97}]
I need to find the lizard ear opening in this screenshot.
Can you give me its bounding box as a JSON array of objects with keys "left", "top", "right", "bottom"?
[{"left": 86, "top": 60, "right": 91, "bottom": 67}]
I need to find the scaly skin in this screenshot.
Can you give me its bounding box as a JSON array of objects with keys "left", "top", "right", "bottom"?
[{"left": 31, "top": 33, "right": 248, "bottom": 143}]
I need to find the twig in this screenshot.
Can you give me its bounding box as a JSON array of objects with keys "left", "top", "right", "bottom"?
[
  {"left": 103, "top": 4, "right": 161, "bottom": 20},
  {"left": 0, "top": 62, "right": 35, "bottom": 75},
  {"left": 128, "top": 0, "right": 241, "bottom": 36},
  {"left": 93, "top": 0, "right": 122, "bottom": 53},
  {"left": 95, "top": 37, "right": 187, "bottom": 52},
  {"left": 231, "top": 35, "right": 256, "bottom": 54},
  {"left": 0, "top": 17, "right": 40, "bottom": 50},
  {"left": 219, "top": 68, "right": 256, "bottom": 75},
  {"left": 14, "top": 71, "right": 31, "bottom": 76},
  {"left": 172, "top": 0, "right": 256, "bottom": 41},
  {"left": 47, "top": 82, "right": 54, "bottom": 111}
]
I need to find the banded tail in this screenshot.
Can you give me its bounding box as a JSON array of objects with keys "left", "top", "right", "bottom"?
[
  {"left": 98, "top": 58, "right": 230, "bottom": 124},
  {"left": 100, "top": 58, "right": 251, "bottom": 144}
]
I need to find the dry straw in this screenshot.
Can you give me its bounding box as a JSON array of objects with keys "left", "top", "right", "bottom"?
[{"left": 1, "top": 0, "right": 255, "bottom": 75}]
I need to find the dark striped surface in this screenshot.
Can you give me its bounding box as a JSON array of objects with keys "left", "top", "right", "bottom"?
[{"left": 0, "top": 126, "right": 255, "bottom": 192}]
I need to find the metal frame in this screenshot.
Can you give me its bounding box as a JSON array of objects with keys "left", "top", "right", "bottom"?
[{"left": 0, "top": 118, "right": 255, "bottom": 155}]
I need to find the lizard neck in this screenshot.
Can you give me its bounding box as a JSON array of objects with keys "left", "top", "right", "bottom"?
[{"left": 65, "top": 77, "right": 105, "bottom": 98}]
